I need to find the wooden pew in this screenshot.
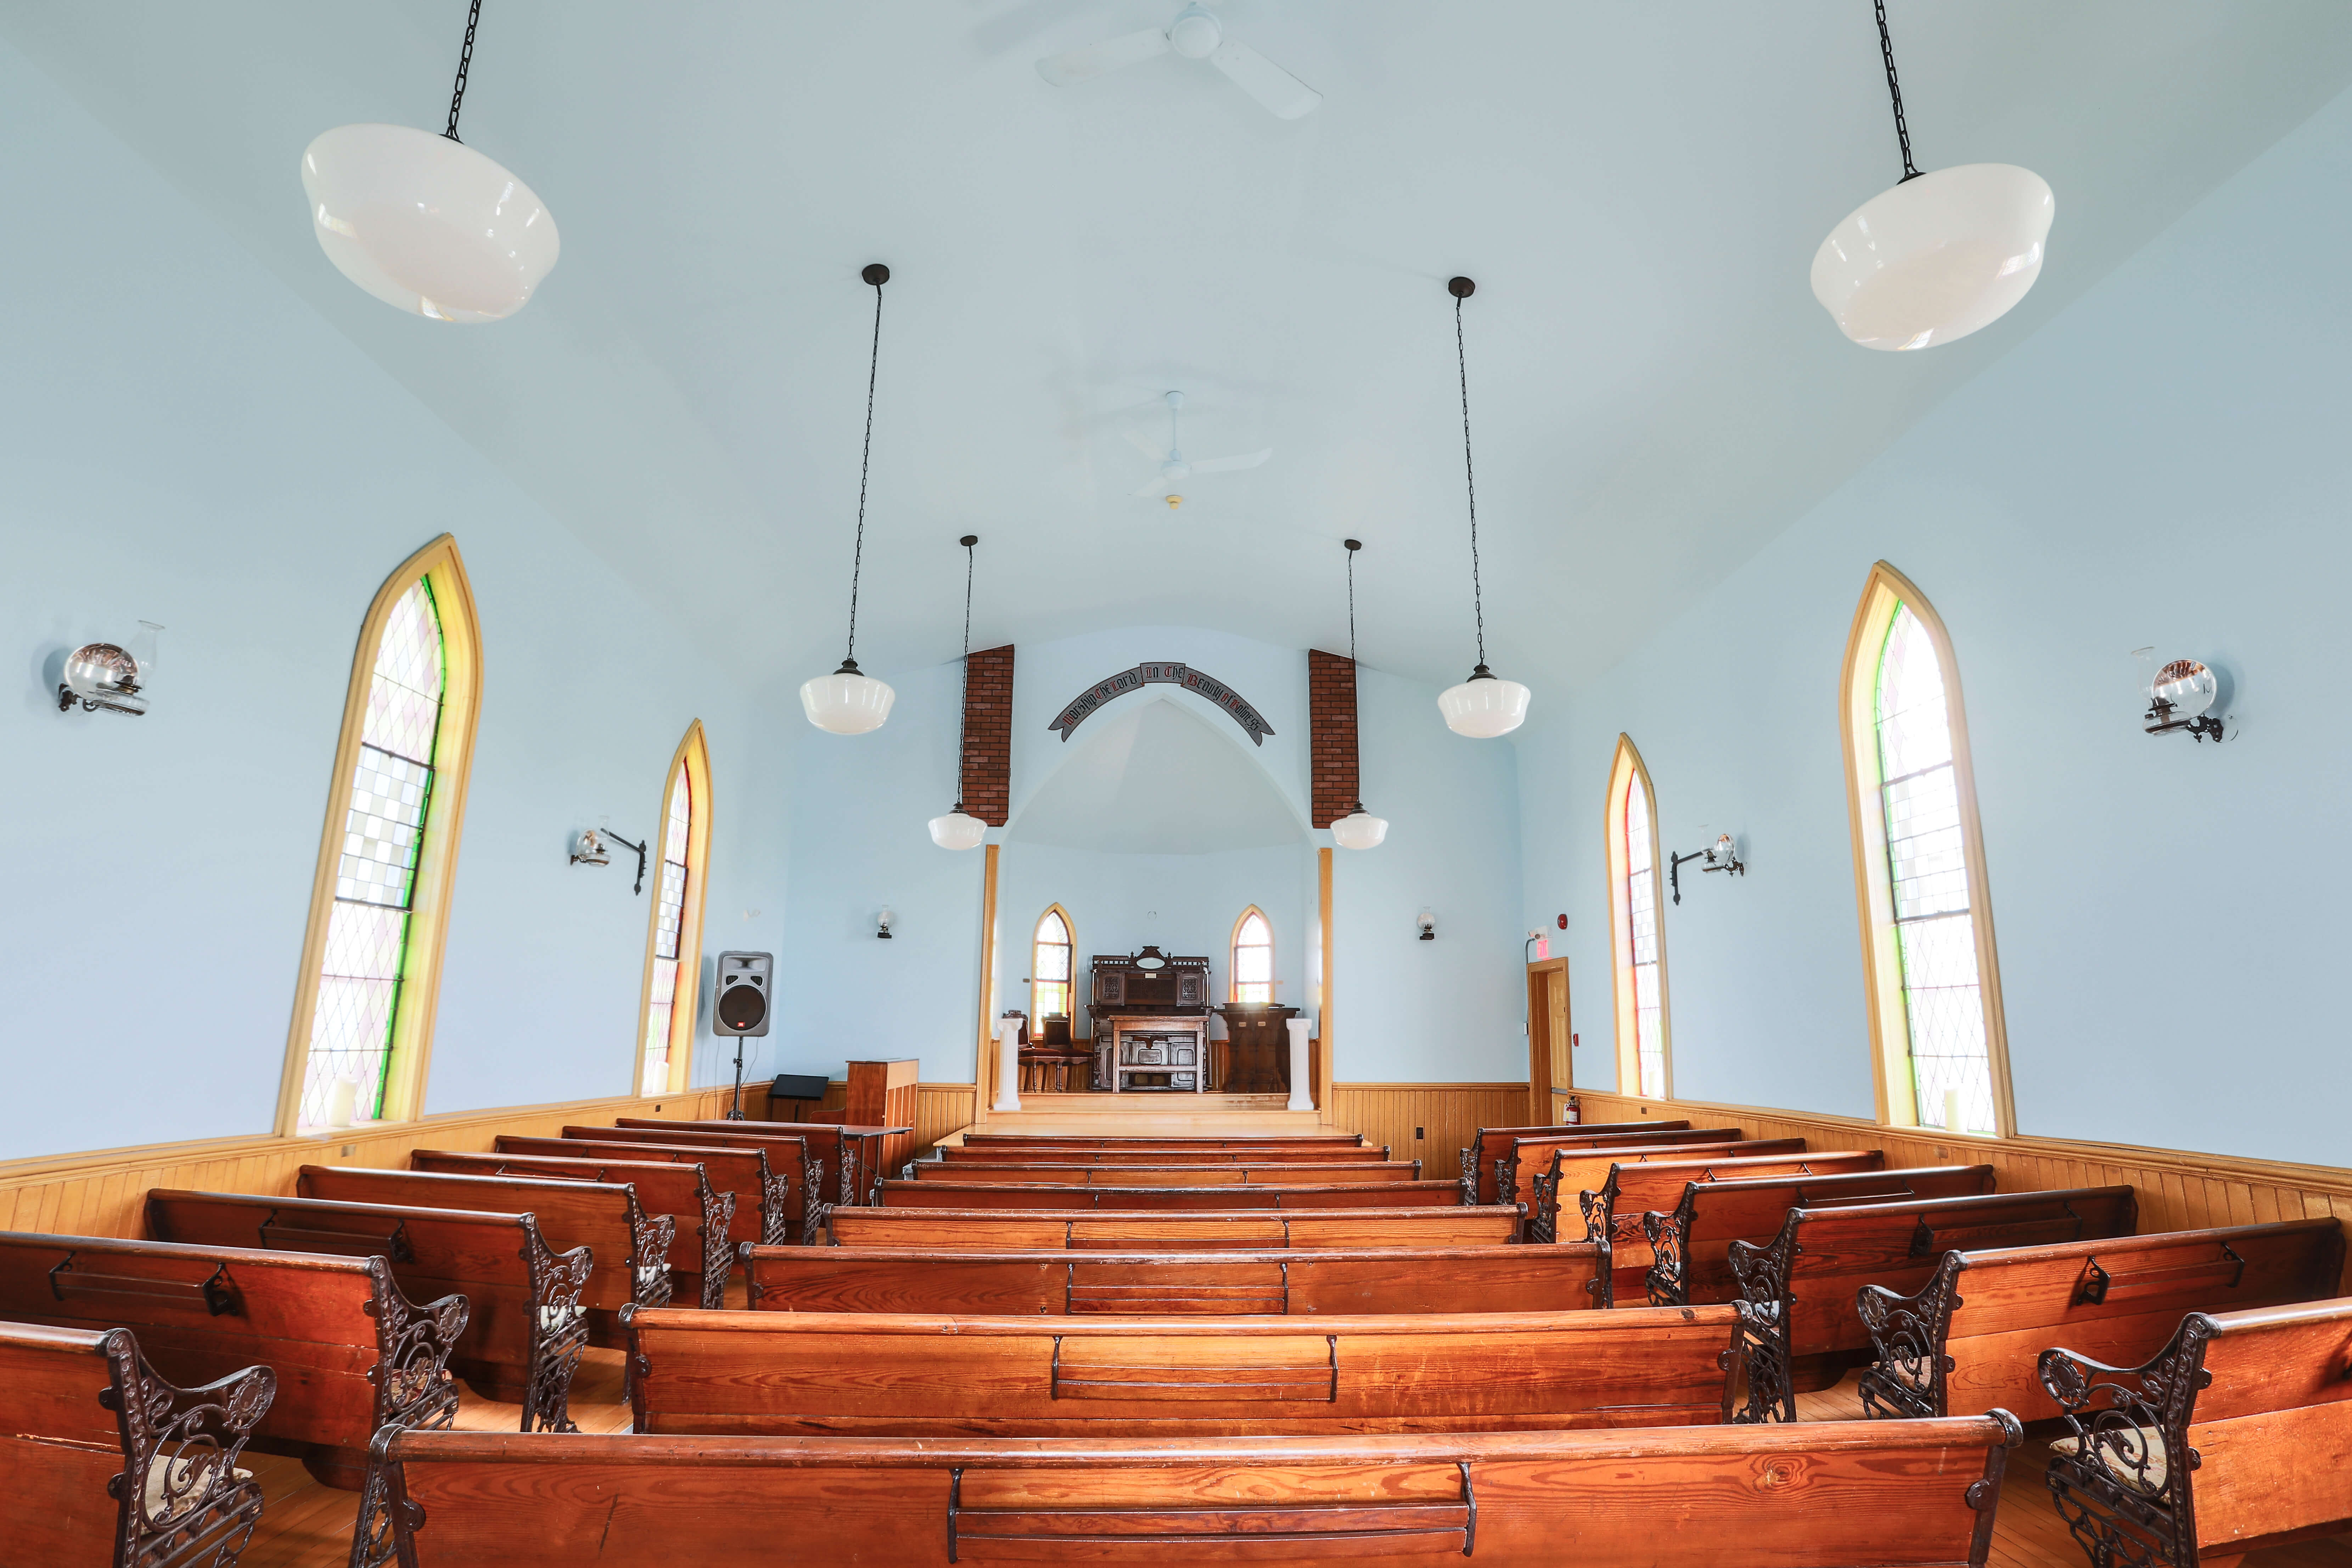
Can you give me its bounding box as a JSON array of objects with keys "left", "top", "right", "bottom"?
[
  {"left": 959, "top": 1131, "right": 1365, "bottom": 1147},
  {"left": 826, "top": 1205, "right": 1525, "bottom": 1251},
  {"left": 1523, "top": 1138, "right": 1828, "bottom": 1244},
  {"left": 1643, "top": 1164, "right": 1998, "bottom": 1309},
  {"left": 1858, "top": 1217, "right": 2343, "bottom": 1422},
  {"left": 941, "top": 1143, "right": 1390, "bottom": 1166},
  {"left": 408, "top": 1150, "right": 734, "bottom": 1309},
  {"left": 564, "top": 1124, "right": 820, "bottom": 1241},
  {"left": 1459, "top": 1119, "right": 1695, "bottom": 1203},
  {"left": 358, "top": 1417, "right": 2022, "bottom": 1568},
  {"left": 626, "top": 1303, "right": 1742, "bottom": 1435},
  {"left": 618, "top": 1117, "right": 899, "bottom": 1208},
  {"left": 1488, "top": 1125, "right": 1744, "bottom": 1209},
  {"left": 145, "top": 1189, "right": 594, "bottom": 1433},
  {"left": 744, "top": 1243, "right": 1604, "bottom": 1316},
  {"left": 1558, "top": 1149, "right": 1893, "bottom": 1299},
  {"left": 1, "top": 1320, "right": 272, "bottom": 1568},
  {"left": 498, "top": 1133, "right": 798, "bottom": 1246},
  {"left": 1726, "top": 1185, "right": 2138, "bottom": 1422},
  {"left": 297, "top": 1165, "right": 671, "bottom": 1350},
  {"left": 909, "top": 1159, "right": 1425, "bottom": 1185},
  {"left": 2039, "top": 1296, "right": 2352, "bottom": 1568},
  {"left": 0, "top": 1230, "right": 462, "bottom": 1490},
  {"left": 872, "top": 1178, "right": 1463, "bottom": 1210}
]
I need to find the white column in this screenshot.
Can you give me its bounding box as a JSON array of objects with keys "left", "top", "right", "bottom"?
[
  {"left": 993, "top": 1017, "right": 1021, "bottom": 1112},
  {"left": 1285, "top": 1017, "right": 1314, "bottom": 1113}
]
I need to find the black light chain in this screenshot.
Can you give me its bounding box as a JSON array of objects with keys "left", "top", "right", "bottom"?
[
  {"left": 842, "top": 271, "right": 885, "bottom": 671},
  {"left": 1345, "top": 543, "right": 1359, "bottom": 667},
  {"left": 1345, "top": 539, "right": 1366, "bottom": 815},
  {"left": 1454, "top": 293, "right": 1488, "bottom": 674},
  {"left": 443, "top": 0, "right": 483, "bottom": 143},
  {"left": 953, "top": 535, "right": 976, "bottom": 811},
  {"left": 1875, "top": 0, "right": 1922, "bottom": 182}
]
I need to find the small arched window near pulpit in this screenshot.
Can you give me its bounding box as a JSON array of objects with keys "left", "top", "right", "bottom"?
[
  {"left": 1032, "top": 906, "right": 1074, "bottom": 1024},
  {"left": 1230, "top": 907, "right": 1274, "bottom": 1004}
]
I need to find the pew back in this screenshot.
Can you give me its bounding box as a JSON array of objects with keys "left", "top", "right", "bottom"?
[
  {"left": 873, "top": 1178, "right": 1462, "bottom": 1211},
  {"left": 908, "top": 1160, "right": 1424, "bottom": 1185},
  {"left": 826, "top": 1205, "right": 1525, "bottom": 1251},
  {"left": 1460, "top": 1120, "right": 1698, "bottom": 1203},
  {"left": 408, "top": 1150, "right": 732, "bottom": 1308},
  {"left": 565, "top": 1125, "right": 818, "bottom": 1240},
  {"left": 745, "top": 1244, "right": 1602, "bottom": 1316},
  {"left": 144, "top": 1189, "right": 593, "bottom": 1431},
  {"left": 0, "top": 1321, "right": 272, "bottom": 1568},
  {"left": 1863, "top": 1218, "right": 2343, "bottom": 1422},
  {"left": 618, "top": 1118, "right": 883, "bottom": 1207},
  {"left": 626, "top": 1304, "right": 1741, "bottom": 1435},
  {"left": 941, "top": 1144, "right": 1389, "bottom": 1166},
  {"left": 1645, "top": 1164, "right": 1996, "bottom": 1306},
  {"left": 1566, "top": 1150, "right": 1892, "bottom": 1297},
  {"left": 1493, "top": 1126, "right": 1744, "bottom": 1208},
  {"left": 960, "top": 1132, "right": 1366, "bottom": 1147},
  {"left": 0, "top": 1230, "right": 461, "bottom": 1489},
  {"left": 495, "top": 1135, "right": 786, "bottom": 1244},
  {"left": 1521, "top": 1137, "right": 1805, "bottom": 1233},
  {"left": 366, "top": 1419, "right": 2020, "bottom": 1568}
]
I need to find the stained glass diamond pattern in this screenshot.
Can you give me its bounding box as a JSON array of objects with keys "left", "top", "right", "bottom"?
[
  {"left": 1624, "top": 772, "right": 1666, "bottom": 1097},
  {"left": 338, "top": 746, "right": 431, "bottom": 906}
]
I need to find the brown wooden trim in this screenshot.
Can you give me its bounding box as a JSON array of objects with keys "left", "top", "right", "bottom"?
[
  {"left": 1317, "top": 848, "right": 1334, "bottom": 1111},
  {"left": 970, "top": 842, "right": 1001, "bottom": 1123}
]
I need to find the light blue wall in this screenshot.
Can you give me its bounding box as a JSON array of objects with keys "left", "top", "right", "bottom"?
[
  {"left": 1521, "top": 83, "right": 2352, "bottom": 1167},
  {"left": 0, "top": 38, "right": 791, "bottom": 1159}
]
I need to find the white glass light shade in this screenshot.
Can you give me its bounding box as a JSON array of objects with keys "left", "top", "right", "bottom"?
[
  {"left": 800, "top": 670, "right": 896, "bottom": 734},
  {"left": 928, "top": 810, "right": 988, "bottom": 850},
  {"left": 1811, "top": 163, "right": 2053, "bottom": 351},
  {"left": 302, "top": 124, "right": 561, "bottom": 322},
  {"left": 1330, "top": 810, "right": 1388, "bottom": 851},
  {"left": 1437, "top": 675, "right": 1530, "bottom": 738}
]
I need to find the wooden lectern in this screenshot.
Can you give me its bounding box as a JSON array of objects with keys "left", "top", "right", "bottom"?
[{"left": 845, "top": 1059, "right": 920, "bottom": 1171}]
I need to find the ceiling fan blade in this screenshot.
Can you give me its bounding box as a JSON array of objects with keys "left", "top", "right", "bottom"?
[
  {"left": 1208, "top": 40, "right": 1321, "bottom": 119},
  {"left": 1186, "top": 448, "right": 1273, "bottom": 474},
  {"left": 1037, "top": 28, "right": 1171, "bottom": 86},
  {"left": 1134, "top": 473, "right": 1177, "bottom": 497},
  {"left": 1123, "top": 426, "right": 1169, "bottom": 460}
]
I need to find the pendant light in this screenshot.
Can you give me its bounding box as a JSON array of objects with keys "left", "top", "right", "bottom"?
[
  {"left": 301, "top": 0, "right": 561, "bottom": 322},
  {"left": 1435, "top": 277, "right": 1531, "bottom": 740},
  {"left": 801, "top": 265, "right": 900, "bottom": 736},
  {"left": 928, "top": 535, "right": 990, "bottom": 851},
  {"left": 1811, "top": 0, "right": 2053, "bottom": 351},
  {"left": 1329, "top": 538, "right": 1389, "bottom": 852}
]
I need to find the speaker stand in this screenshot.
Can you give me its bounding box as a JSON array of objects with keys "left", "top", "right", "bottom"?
[{"left": 726, "top": 1037, "right": 748, "bottom": 1120}]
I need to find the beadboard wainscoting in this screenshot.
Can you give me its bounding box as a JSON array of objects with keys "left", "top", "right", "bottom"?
[{"left": 1327, "top": 1083, "right": 1536, "bottom": 1174}]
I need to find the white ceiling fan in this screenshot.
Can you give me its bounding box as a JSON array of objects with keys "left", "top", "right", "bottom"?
[
  {"left": 1037, "top": 5, "right": 1322, "bottom": 121},
  {"left": 1128, "top": 391, "right": 1272, "bottom": 505}
]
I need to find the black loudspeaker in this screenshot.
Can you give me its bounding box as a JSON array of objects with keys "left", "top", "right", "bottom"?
[{"left": 713, "top": 951, "right": 773, "bottom": 1037}]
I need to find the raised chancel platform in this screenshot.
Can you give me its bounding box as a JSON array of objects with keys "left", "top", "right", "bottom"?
[{"left": 949, "top": 1091, "right": 1329, "bottom": 1142}]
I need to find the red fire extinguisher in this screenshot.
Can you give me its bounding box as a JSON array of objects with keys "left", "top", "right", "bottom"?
[{"left": 1564, "top": 1094, "right": 1581, "bottom": 1125}]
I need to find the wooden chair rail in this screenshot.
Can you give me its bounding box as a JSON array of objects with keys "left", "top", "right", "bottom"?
[
  {"left": 743, "top": 1244, "right": 1604, "bottom": 1317},
  {"left": 1854, "top": 1218, "right": 2345, "bottom": 1424},
  {"left": 0, "top": 1321, "right": 273, "bottom": 1568},
  {"left": 356, "top": 1417, "right": 2022, "bottom": 1568}
]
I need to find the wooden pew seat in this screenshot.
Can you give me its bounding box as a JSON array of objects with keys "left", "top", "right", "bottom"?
[
  {"left": 625, "top": 1304, "right": 1743, "bottom": 1435},
  {"left": 1727, "top": 1185, "right": 2138, "bottom": 1422},
  {"left": 145, "top": 1188, "right": 594, "bottom": 1433},
  {"left": 358, "top": 1417, "right": 2022, "bottom": 1568},
  {"left": 873, "top": 1177, "right": 1462, "bottom": 1211},
  {"left": 2041, "top": 1296, "right": 2352, "bottom": 1568},
  {"left": 745, "top": 1243, "right": 1602, "bottom": 1316},
  {"left": 826, "top": 1205, "right": 1525, "bottom": 1251},
  {"left": 0, "top": 1230, "right": 462, "bottom": 1490},
  {"left": 0, "top": 1320, "right": 272, "bottom": 1568},
  {"left": 409, "top": 1150, "right": 733, "bottom": 1309},
  {"left": 298, "top": 1165, "right": 671, "bottom": 1350},
  {"left": 1638, "top": 1164, "right": 1996, "bottom": 1308},
  {"left": 1858, "top": 1218, "right": 2343, "bottom": 1421},
  {"left": 958, "top": 1131, "right": 1366, "bottom": 1147}
]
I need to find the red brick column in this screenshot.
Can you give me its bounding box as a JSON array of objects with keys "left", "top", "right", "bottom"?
[
  {"left": 961, "top": 644, "right": 1015, "bottom": 825},
  {"left": 1307, "top": 649, "right": 1358, "bottom": 830}
]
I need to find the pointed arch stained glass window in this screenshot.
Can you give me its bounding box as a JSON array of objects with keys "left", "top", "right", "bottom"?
[
  {"left": 1622, "top": 770, "right": 1665, "bottom": 1099},
  {"left": 640, "top": 766, "right": 694, "bottom": 1094},
  {"left": 1232, "top": 909, "right": 1274, "bottom": 1004}
]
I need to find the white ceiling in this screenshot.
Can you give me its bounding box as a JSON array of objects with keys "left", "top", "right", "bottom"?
[
  {"left": 1011, "top": 697, "right": 1303, "bottom": 852},
  {"left": 9, "top": 2, "right": 2351, "bottom": 693}
]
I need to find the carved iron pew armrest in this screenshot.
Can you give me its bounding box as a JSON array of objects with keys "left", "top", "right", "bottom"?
[
  {"left": 1641, "top": 1208, "right": 1687, "bottom": 1308},
  {"left": 1458, "top": 1145, "right": 1477, "bottom": 1207},
  {"left": 1577, "top": 1188, "right": 1615, "bottom": 1305},
  {"left": 1526, "top": 1164, "right": 1555, "bottom": 1245},
  {"left": 101, "top": 1331, "right": 273, "bottom": 1568},
  {"left": 800, "top": 1147, "right": 828, "bottom": 1244},
  {"left": 364, "top": 1258, "right": 467, "bottom": 1434},
  {"left": 2037, "top": 1321, "right": 2216, "bottom": 1568},
  {"left": 1725, "top": 1233, "right": 1798, "bottom": 1424},
  {"left": 840, "top": 1142, "right": 868, "bottom": 1208},
  {"left": 757, "top": 1154, "right": 793, "bottom": 1245},
  {"left": 1856, "top": 1252, "right": 1963, "bottom": 1421},
  {"left": 631, "top": 1206, "right": 678, "bottom": 1311},
  {"left": 695, "top": 1175, "right": 738, "bottom": 1309},
  {"left": 350, "top": 1424, "right": 421, "bottom": 1568},
  {"left": 518, "top": 1216, "right": 590, "bottom": 1436},
  {"left": 1493, "top": 1154, "right": 1517, "bottom": 1210}
]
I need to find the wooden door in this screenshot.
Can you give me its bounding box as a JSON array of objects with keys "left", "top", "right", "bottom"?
[{"left": 1525, "top": 958, "right": 1570, "bottom": 1123}]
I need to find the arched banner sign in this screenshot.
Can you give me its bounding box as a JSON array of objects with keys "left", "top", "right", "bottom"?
[{"left": 1049, "top": 662, "right": 1275, "bottom": 746}]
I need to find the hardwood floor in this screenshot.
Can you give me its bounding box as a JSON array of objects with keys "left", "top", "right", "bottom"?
[{"left": 237, "top": 1347, "right": 2352, "bottom": 1567}]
